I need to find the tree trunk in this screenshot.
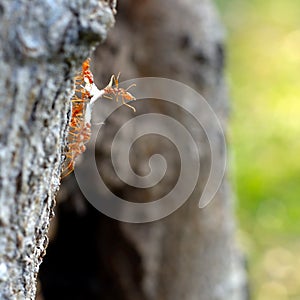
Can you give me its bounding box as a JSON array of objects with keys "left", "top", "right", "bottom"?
[
  {"left": 39, "top": 1, "right": 248, "bottom": 300},
  {"left": 0, "top": 1, "right": 115, "bottom": 299}
]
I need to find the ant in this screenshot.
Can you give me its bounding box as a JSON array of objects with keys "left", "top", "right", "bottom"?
[
  {"left": 61, "top": 59, "right": 137, "bottom": 178},
  {"left": 103, "top": 72, "right": 137, "bottom": 112}
]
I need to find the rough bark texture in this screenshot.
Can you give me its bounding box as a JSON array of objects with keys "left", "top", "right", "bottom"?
[
  {"left": 0, "top": 1, "right": 115, "bottom": 299},
  {"left": 40, "top": 1, "right": 248, "bottom": 300}
]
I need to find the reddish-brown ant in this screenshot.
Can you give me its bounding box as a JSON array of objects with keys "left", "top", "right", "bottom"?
[
  {"left": 61, "top": 59, "right": 93, "bottom": 178},
  {"left": 103, "top": 72, "right": 136, "bottom": 112},
  {"left": 61, "top": 59, "right": 137, "bottom": 178}
]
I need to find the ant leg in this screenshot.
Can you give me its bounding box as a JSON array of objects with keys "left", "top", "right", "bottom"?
[
  {"left": 124, "top": 102, "right": 136, "bottom": 112},
  {"left": 61, "top": 160, "right": 75, "bottom": 178},
  {"left": 67, "top": 131, "right": 79, "bottom": 136},
  {"left": 103, "top": 95, "right": 114, "bottom": 100},
  {"left": 72, "top": 99, "right": 88, "bottom": 103},
  {"left": 121, "top": 96, "right": 136, "bottom": 112},
  {"left": 125, "top": 83, "right": 136, "bottom": 91},
  {"left": 61, "top": 165, "right": 74, "bottom": 178}
]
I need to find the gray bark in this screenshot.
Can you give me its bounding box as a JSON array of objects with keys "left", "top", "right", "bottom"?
[
  {"left": 0, "top": 1, "right": 115, "bottom": 299},
  {"left": 45, "top": 0, "right": 248, "bottom": 300}
]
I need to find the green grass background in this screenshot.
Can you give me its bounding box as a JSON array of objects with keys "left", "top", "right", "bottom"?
[{"left": 214, "top": 0, "right": 300, "bottom": 299}]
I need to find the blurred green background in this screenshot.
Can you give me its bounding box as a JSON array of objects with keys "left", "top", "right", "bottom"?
[{"left": 215, "top": 0, "right": 300, "bottom": 299}]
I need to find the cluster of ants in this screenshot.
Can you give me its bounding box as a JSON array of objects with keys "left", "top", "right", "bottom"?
[{"left": 61, "top": 58, "right": 136, "bottom": 178}]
